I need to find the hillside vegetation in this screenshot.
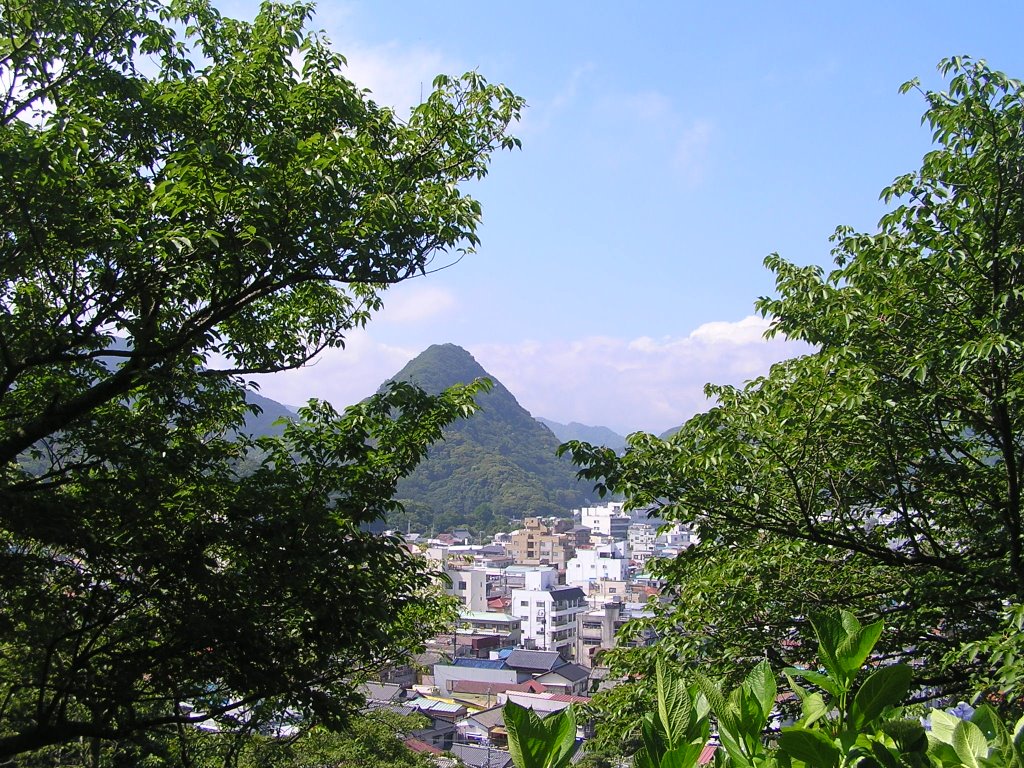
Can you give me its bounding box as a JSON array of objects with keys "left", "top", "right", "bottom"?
[{"left": 385, "top": 344, "right": 595, "bottom": 532}]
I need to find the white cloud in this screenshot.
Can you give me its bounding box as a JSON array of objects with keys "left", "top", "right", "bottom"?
[
  {"left": 518, "top": 62, "right": 595, "bottom": 137},
  {"left": 248, "top": 316, "right": 809, "bottom": 438},
  {"left": 471, "top": 317, "right": 809, "bottom": 435},
  {"left": 343, "top": 43, "right": 454, "bottom": 115},
  {"left": 248, "top": 330, "right": 418, "bottom": 410},
  {"left": 688, "top": 314, "right": 770, "bottom": 344}
]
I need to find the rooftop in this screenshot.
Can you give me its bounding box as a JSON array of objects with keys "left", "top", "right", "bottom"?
[
  {"left": 451, "top": 658, "right": 507, "bottom": 670},
  {"left": 504, "top": 649, "right": 566, "bottom": 673}
]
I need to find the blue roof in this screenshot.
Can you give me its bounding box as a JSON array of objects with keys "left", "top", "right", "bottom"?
[
  {"left": 452, "top": 657, "right": 506, "bottom": 669},
  {"left": 497, "top": 648, "right": 514, "bottom": 659}
]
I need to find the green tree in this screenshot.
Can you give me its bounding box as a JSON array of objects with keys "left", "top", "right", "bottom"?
[
  {"left": 562, "top": 57, "right": 1024, "bottom": 702},
  {"left": 0, "top": 0, "right": 521, "bottom": 759}
]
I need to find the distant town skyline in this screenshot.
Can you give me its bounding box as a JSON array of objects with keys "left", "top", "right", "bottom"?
[{"left": 235, "top": 1, "right": 1024, "bottom": 434}]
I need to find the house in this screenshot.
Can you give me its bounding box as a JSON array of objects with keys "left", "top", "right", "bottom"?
[
  {"left": 536, "top": 663, "right": 591, "bottom": 696},
  {"left": 433, "top": 658, "right": 525, "bottom": 695},
  {"left": 502, "top": 649, "right": 590, "bottom": 696},
  {"left": 459, "top": 611, "right": 522, "bottom": 647},
  {"left": 455, "top": 704, "right": 507, "bottom": 745}
]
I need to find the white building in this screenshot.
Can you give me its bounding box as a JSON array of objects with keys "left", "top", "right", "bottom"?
[
  {"left": 427, "top": 547, "right": 490, "bottom": 612},
  {"left": 578, "top": 502, "right": 631, "bottom": 540},
  {"left": 510, "top": 569, "right": 586, "bottom": 660},
  {"left": 566, "top": 546, "right": 629, "bottom": 590},
  {"left": 628, "top": 523, "right": 658, "bottom": 556}
]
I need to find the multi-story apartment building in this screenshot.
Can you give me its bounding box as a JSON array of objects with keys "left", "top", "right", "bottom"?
[
  {"left": 427, "top": 547, "right": 490, "bottom": 612},
  {"left": 507, "top": 517, "right": 576, "bottom": 568},
  {"left": 566, "top": 546, "right": 629, "bottom": 590},
  {"left": 627, "top": 523, "right": 658, "bottom": 557},
  {"left": 577, "top": 502, "right": 631, "bottom": 540},
  {"left": 510, "top": 568, "right": 586, "bottom": 660}
]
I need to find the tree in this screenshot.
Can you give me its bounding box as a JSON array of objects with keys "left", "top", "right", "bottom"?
[
  {"left": 562, "top": 57, "right": 1024, "bottom": 702},
  {"left": 0, "top": 0, "right": 521, "bottom": 759}
]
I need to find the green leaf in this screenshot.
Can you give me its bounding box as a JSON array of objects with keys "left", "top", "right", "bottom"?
[
  {"left": 787, "top": 668, "right": 841, "bottom": 699},
  {"left": 951, "top": 720, "right": 989, "bottom": 768},
  {"left": 929, "top": 709, "right": 962, "bottom": 747},
  {"left": 660, "top": 742, "right": 707, "bottom": 768},
  {"left": 745, "top": 660, "right": 777, "bottom": 721},
  {"left": 504, "top": 701, "right": 579, "bottom": 768},
  {"left": 657, "top": 658, "right": 694, "bottom": 747},
  {"left": 779, "top": 728, "right": 841, "bottom": 768},
  {"left": 850, "top": 664, "right": 913, "bottom": 729},
  {"left": 836, "top": 615, "right": 884, "bottom": 680}
]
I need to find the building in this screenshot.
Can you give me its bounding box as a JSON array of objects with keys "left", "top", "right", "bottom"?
[
  {"left": 459, "top": 611, "right": 522, "bottom": 647},
  {"left": 510, "top": 569, "right": 586, "bottom": 659},
  {"left": 507, "top": 517, "right": 577, "bottom": 568},
  {"left": 576, "top": 602, "right": 657, "bottom": 667},
  {"left": 627, "top": 523, "right": 658, "bottom": 557},
  {"left": 566, "top": 546, "right": 629, "bottom": 590},
  {"left": 577, "top": 502, "right": 631, "bottom": 540}
]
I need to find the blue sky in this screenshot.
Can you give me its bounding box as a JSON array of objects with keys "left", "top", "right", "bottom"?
[{"left": 236, "top": 1, "right": 1024, "bottom": 435}]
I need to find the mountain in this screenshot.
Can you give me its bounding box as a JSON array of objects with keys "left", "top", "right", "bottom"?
[
  {"left": 242, "top": 390, "right": 296, "bottom": 437},
  {"left": 383, "top": 344, "right": 597, "bottom": 530},
  {"left": 536, "top": 418, "right": 627, "bottom": 453}
]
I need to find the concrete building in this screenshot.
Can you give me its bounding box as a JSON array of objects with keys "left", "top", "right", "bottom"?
[
  {"left": 566, "top": 546, "right": 629, "bottom": 590},
  {"left": 577, "top": 502, "right": 631, "bottom": 540},
  {"left": 507, "top": 517, "right": 576, "bottom": 568},
  {"left": 576, "top": 601, "right": 658, "bottom": 667},
  {"left": 628, "top": 523, "right": 658, "bottom": 556},
  {"left": 510, "top": 569, "right": 586, "bottom": 660}
]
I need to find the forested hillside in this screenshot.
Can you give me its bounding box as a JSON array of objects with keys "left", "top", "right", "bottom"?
[{"left": 385, "top": 344, "right": 596, "bottom": 533}]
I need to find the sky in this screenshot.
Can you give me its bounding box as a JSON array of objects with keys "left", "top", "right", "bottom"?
[{"left": 227, "top": 1, "right": 1024, "bottom": 435}]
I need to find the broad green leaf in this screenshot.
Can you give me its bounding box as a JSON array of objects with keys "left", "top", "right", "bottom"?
[
  {"left": 657, "top": 658, "right": 694, "bottom": 746},
  {"left": 661, "top": 742, "right": 707, "bottom": 768},
  {"left": 929, "top": 709, "right": 963, "bottom": 746},
  {"left": 836, "top": 617, "right": 884, "bottom": 679},
  {"left": 799, "top": 692, "right": 829, "bottom": 728},
  {"left": 787, "top": 668, "right": 841, "bottom": 699},
  {"left": 810, "top": 612, "right": 848, "bottom": 684},
  {"left": 850, "top": 664, "right": 913, "bottom": 729},
  {"left": 778, "top": 728, "right": 841, "bottom": 768},
  {"left": 641, "top": 713, "right": 668, "bottom": 768},
  {"left": 504, "top": 701, "right": 579, "bottom": 768},
  {"left": 971, "top": 704, "right": 1010, "bottom": 748},
  {"left": 870, "top": 740, "right": 902, "bottom": 768},
  {"left": 745, "top": 660, "right": 777, "bottom": 721},
  {"left": 951, "top": 720, "right": 989, "bottom": 768},
  {"left": 695, "top": 672, "right": 737, "bottom": 733},
  {"left": 881, "top": 719, "right": 929, "bottom": 755}
]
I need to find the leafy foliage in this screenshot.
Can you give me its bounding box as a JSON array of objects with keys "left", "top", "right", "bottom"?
[
  {"left": 632, "top": 659, "right": 710, "bottom": 768},
  {"left": 561, "top": 57, "right": 1024, "bottom": 700},
  {"left": 0, "top": 0, "right": 521, "bottom": 759},
  {"left": 504, "top": 701, "right": 580, "bottom": 768}
]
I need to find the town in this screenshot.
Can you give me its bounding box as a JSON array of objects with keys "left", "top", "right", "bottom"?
[{"left": 361, "top": 501, "right": 697, "bottom": 766}]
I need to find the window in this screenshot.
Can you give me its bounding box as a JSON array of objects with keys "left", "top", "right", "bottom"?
[
  {"left": 520, "top": 600, "right": 528, "bottom": 606},
  {"left": 458, "top": 581, "right": 467, "bottom": 590}
]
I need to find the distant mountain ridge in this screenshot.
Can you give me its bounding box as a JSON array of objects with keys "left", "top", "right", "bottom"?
[
  {"left": 383, "top": 344, "right": 597, "bottom": 528},
  {"left": 536, "top": 418, "right": 626, "bottom": 453}
]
